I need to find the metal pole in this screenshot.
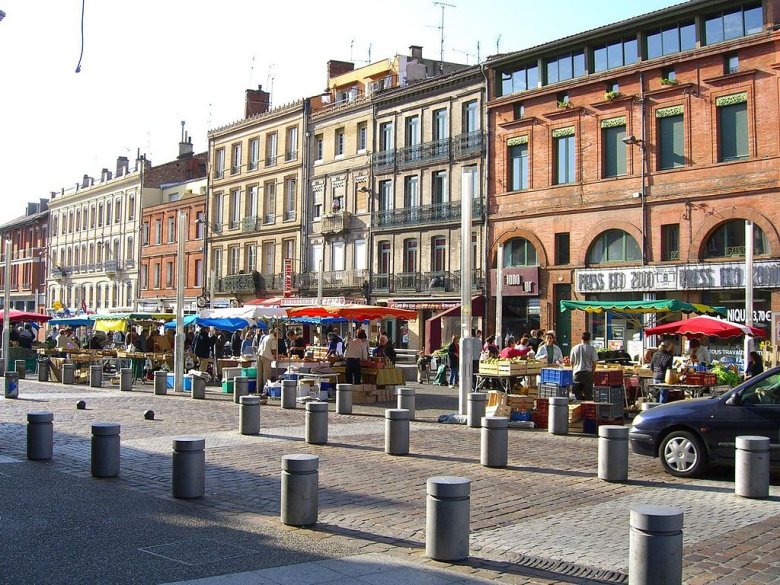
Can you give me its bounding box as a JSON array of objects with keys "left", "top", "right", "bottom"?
[
  {"left": 744, "top": 220, "right": 754, "bottom": 364},
  {"left": 3, "top": 239, "right": 11, "bottom": 374},
  {"left": 317, "top": 250, "right": 323, "bottom": 306},
  {"left": 174, "top": 211, "right": 186, "bottom": 392},
  {"left": 496, "top": 243, "right": 503, "bottom": 350},
  {"left": 209, "top": 268, "right": 216, "bottom": 309},
  {"left": 459, "top": 169, "right": 474, "bottom": 415}
]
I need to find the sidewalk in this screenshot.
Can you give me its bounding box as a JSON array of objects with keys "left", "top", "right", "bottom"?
[{"left": 0, "top": 379, "right": 778, "bottom": 584}]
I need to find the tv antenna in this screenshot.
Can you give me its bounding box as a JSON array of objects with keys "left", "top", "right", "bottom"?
[
  {"left": 496, "top": 34, "right": 502, "bottom": 55},
  {"left": 248, "top": 55, "right": 256, "bottom": 87},
  {"left": 433, "top": 1, "right": 456, "bottom": 73},
  {"left": 453, "top": 42, "right": 480, "bottom": 65},
  {"left": 266, "top": 64, "right": 275, "bottom": 108}
]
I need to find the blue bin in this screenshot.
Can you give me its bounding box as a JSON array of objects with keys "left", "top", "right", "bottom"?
[{"left": 167, "top": 373, "right": 192, "bottom": 391}]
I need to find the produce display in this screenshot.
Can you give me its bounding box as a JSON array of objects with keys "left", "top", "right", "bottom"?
[{"left": 710, "top": 362, "right": 742, "bottom": 387}]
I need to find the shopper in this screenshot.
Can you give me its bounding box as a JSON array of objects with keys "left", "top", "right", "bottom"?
[
  {"left": 535, "top": 331, "right": 564, "bottom": 365},
  {"left": 447, "top": 334, "right": 460, "bottom": 388},
  {"left": 344, "top": 329, "right": 369, "bottom": 384},
  {"left": 527, "top": 329, "right": 543, "bottom": 353},
  {"left": 570, "top": 331, "right": 599, "bottom": 400},
  {"left": 256, "top": 328, "right": 278, "bottom": 391},
  {"left": 745, "top": 351, "right": 764, "bottom": 379},
  {"left": 650, "top": 341, "right": 674, "bottom": 403}
]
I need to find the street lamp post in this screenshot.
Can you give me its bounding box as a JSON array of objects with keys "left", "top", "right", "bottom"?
[{"left": 3, "top": 239, "right": 11, "bottom": 374}]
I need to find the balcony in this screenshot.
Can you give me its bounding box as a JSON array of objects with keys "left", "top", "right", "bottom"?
[
  {"left": 298, "top": 269, "right": 368, "bottom": 292},
  {"left": 220, "top": 272, "right": 258, "bottom": 294},
  {"left": 453, "top": 269, "right": 486, "bottom": 291},
  {"left": 258, "top": 273, "right": 283, "bottom": 291},
  {"left": 228, "top": 220, "right": 241, "bottom": 230},
  {"left": 104, "top": 260, "right": 120, "bottom": 275},
  {"left": 453, "top": 131, "right": 484, "bottom": 159},
  {"left": 242, "top": 217, "right": 260, "bottom": 232},
  {"left": 320, "top": 211, "right": 350, "bottom": 235},
  {"left": 371, "top": 273, "right": 393, "bottom": 292},
  {"left": 398, "top": 138, "right": 450, "bottom": 170},
  {"left": 212, "top": 223, "right": 223, "bottom": 234},
  {"left": 51, "top": 267, "right": 66, "bottom": 280},
  {"left": 372, "top": 198, "right": 484, "bottom": 229},
  {"left": 124, "top": 259, "right": 135, "bottom": 269},
  {"left": 263, "top": 214, "right": 275, "bottom": 225},
  {"left": 284, "top": 210, "right": 297, "bottom": 222},
  {"left": 371, "top": 150, "right": 395, "bottom": 174}
]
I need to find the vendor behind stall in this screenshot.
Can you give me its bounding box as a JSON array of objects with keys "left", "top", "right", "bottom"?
[{"left": 344, "top": 330, "right": 369, "bottom": 383}]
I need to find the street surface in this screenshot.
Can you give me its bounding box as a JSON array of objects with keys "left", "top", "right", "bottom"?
[{"left": 0, "top": 379, "right": 778, "bottom": 584}]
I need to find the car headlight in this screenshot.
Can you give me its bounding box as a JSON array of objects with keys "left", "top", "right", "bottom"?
[{"left": 631, "top": 413, "right": 644, "bottom": 429}]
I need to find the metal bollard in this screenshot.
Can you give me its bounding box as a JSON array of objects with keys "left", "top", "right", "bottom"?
[
  {"left": 281, "top": 454, "right": 319, "bottom": 527},
  {"left": 629, "top": 505, "right": 683, "bottom": 585},
  {"left": 468, "top": 392, "right": 487, "bottom": 428},
  {"left": 27, "top": 412, "right": 53, "bottom": 460},
  {"left": 305, "top": 401, "right": 329, "bottom": 445},
  {"left": 480, "top": 416, "right": 509, "bottom": 468},
  {"left": 91, "top": 423, "right": 121, "bottom": 478},
  {"left": 233, "top": 376, "right": 249, "bottom": 404},
  {"left": 336, "top": 383, "right": 353, "bottom": 414},
  {"left": 15, "top": 359, "right": 26, "bottom": 380},
  {"left": 396, "top": 387, "right": 416, "bottom": 420},
  {"left": 90, "top": 364, "right": 103, "bottom": 388},
  {"left": 281, "top": 379, "right": 297, "bottom": 409},
  {"left": 62, "top": 363, "right": 76, "bottom": 385},
  {"left": 548, "top": 396, "right": 569, "bottom": 435},
  {"left": 5, "top": 371, "right": 19, "bottom": 399},
  {"left": 385, "top": 408, "right": 410, "bottom": 455},
  {"left": 154, "top": 370, "right": 168, "bottom": 395},
  {"left": 37, "top": 358, "right": 50, "bottom": 382},
  {"left": 426, "top": 476, "right": 471, "bottom": 561},
  {"left": 598, "top": 425, "right": 629, "bottom": 482},
  {"left": 191, "top": 375, "right": 206, "bottom": 399},
  {"left": 239, "top": 395, "right": 261, "bottom": 435},
  {"left": 735, "top": 436, "right": 770, "bottom": 499},
  {"left": 119, "top": 368, "right": 133, "bottom": 391},
  {"left": 172, "top": 437, "right": 205, "bottom": 499}
]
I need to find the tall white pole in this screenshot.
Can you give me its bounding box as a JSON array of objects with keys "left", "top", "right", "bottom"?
[
  {"left": 174, "top": 212, "right": 186, "bottom": 392},
  {"left": 209, "top": 268, "right": 216, "bottom": 309},
  {"left": 458, "top": 170, "right": 474, "bottom": 415},
  {"left": 496, "top": 243, "right": 504, "bottom": 350},
  {"left": 317, "top": 249, "right": 324, "bottom": 306},
  {"left": 744, "top": 220, "right": 754, "bottom": 366},
  {"left": 2, "top": 239, "right": 11, "bottom": 373}
]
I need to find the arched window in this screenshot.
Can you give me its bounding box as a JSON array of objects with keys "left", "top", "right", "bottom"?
[
  {"left": 503, "top": 237, "right": 538, "bottom": 267},
  {"left": 74, "top": 247, "right": 80, "bottom": 267},
  {"left": 106, "top": 200, "right": 112, "bottom": 225},
  {"left": 126, "top": 236, "right": 134, "bottom": 260},
  {"left": 89, "top": 243, "right": 95, "bottom": 264},
  {"left": 96, "top": 242, "right": 103, "bottom": 263},
  {"left": 588, "top": 230, "right": 641, "bottom": 264},
  {"left": 90, "top": 205, "right": 96, "bottom": 228},
  {"left": 704, "top": 220, "right": 768, "bottom": 259},
  {"left": 88, "top": 285, "right": 93, "bottom": 307},
  {"left": 125, "top": 281, "right": 133, "bottom": 305},
  {"left": 98, "top": 203, "right": 104, "bottom": 227},
  {"left": 76, "top": 209, "right": 81, "bottom": 231},
  {"left": 112, "top": 284, "right": 119, "bottom": 307},
  {"left": 66, "top": 248, "right": 72, "bottom": 267}
]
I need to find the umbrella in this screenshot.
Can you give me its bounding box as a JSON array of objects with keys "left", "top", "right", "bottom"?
[
  {"left": 286, "top": 304, "right": 416, "bottom": 321},
  {"left": 164, "top": 315, "right": 266, "bottom": 332},
  {"left": 48, "top": 316, "right": 95, "bottom": 327},
  {"left": 0, "top": 310, "right": 52, "bottom": 323},
  {"left": 644, "top": 315, "right": 765, "bottom": 339}
]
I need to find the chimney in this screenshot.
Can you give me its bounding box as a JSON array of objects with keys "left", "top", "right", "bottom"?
[
  {"left": 50, "top": 191, "right": 57, "bottom": 200},
  {"left": 178, "top": 134, "right": 194, "bottom": 159},
  {"left": 245, "top": 85, "right": 271, "bottom": 118},
  {"left": 100, "top": 168, "right": 112, "bottom": 182},
  {"left": 327, "top": 60, "right": 355, "bottom": 81},
  {"left": 409, "top": 45, "right": 423, "bottom": 59},
  {"left": 81, "top": 174, "right": 93, "bottom": 188},
  {"left": 116, "top": 156, "right": 129, "bottom": 177}
]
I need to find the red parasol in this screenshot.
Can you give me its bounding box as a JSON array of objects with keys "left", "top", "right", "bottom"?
[
  {"left": 644, "top": 315, "right": 765, "bottom": 339},
  {"left": 285, "top": 304, "right": 417, "bottom": 321},
  {"left": 0, "top": 310, "right": 52, "bottom": 323}
]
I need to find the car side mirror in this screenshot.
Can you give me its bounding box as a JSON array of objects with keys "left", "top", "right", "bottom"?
[{"left": 726, "top": 394, "right": 739, "bottom": 406}]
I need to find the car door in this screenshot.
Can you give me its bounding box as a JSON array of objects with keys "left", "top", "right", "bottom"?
[{"left": 709, "top": 371, "right": 780, "bottom": 464}]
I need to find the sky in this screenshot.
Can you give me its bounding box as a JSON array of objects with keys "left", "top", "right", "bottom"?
[{"left": 0, "top": 0, "right": 684, "bottom": 225}]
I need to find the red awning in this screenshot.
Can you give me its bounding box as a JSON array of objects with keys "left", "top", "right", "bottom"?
[
  {"left": 433, "top": 296, "right": 485, "bottom": 318},
  {"left": 244, "top": 296, "right": 284, "bottom": 306}
]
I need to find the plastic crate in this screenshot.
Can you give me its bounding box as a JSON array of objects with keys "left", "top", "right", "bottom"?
[
  {"left": 242, "top": 367, "right": 257, "bottom": 379},
  {"left": 540, "top": 368, "right": 574, "bottom": 386},
  {"left": 266, "top": 385, "right": 281, "bottom": 398},
  {"left": 223, "top": 367, "right": 243, "bottom": 381},
  {"left": 539, "top": 382, "right": 570, "bottom": 399},
  {"left": 593, "top": 370, "right": 623, "bottom": 386},
  {"left": 532, "top": 412, "right": 548, "bottom": 429},
  {"left": 221, "top": 379, "right": 234, "bottom": 394},
  {"left": 594, "top": 386, "right": 625, "bottom": 404},
  {"left": 580, "top": 401, "right": 598, "bottom": 419},
  {"left": 534, "top": 397, "right": 549, "bottom": 412},
  {"left": 166, "top": 373, "right": 192, "bottom": 390}
]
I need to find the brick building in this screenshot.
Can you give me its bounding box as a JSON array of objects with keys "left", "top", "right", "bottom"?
[
  {"left": 138, "top": 178, "right": 206, "bottom": 312},
  {"left": 486, "top": 0, "right": 780, "bottom": 356},
  {"left": 0, "top": 199, "right": 49, "bottom": 312}
]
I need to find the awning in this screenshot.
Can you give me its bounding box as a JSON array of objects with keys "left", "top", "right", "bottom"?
[
  {"left": 244, "top": 296, "right": 285, "bottom": 306},
  {"left": 559, "top": 299, "right": 726, "bottom": 316},
  {"left": 433, "top": 296, "right": 486, "bottom": 319}
]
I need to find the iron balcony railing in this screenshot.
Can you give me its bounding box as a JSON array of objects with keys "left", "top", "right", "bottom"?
[
  {"left": 372, "top": 198, "right": 484, "bottom": 229},
  {"left": 453, "top": 131, "right": 484, "bottom": 158},
  {"left": 398, "top": 138, "right": 450, "bottom": 170},
  {"left": 371, "top": 149, "right": 395, "bottom": 174},
  {"left": 298, "top": 269, "right": 368, "bottom": 292},
  {"left": 242, "top": 217, "right": 260, "bottom": 232},
  {"left": 220, "top": 272, "right": 258, "bottom": 294},
  {"left": 372, "top": 132, "right": 484, "bottom": 173},
  {"left": 453, "top": 268, "right": 486, "bottom": 290},
  {"left": 371, "top": 273, "right": 393, "bottom": 292},
  {"left": 320, "top": 211, "right": 350, "bottom": 235},
  {"left": 51, "top": 267, "right": 66, "bottom": 279},
  {"left": 284, "top": 210, "right": 297, "bottom": 222}
]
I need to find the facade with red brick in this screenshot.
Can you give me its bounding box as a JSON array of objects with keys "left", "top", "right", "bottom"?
[
  {"left": 0, "top": 201, "right": 49, "bottom": 313},
  {"left": 486, "top": 0, "right": 780, "bottom": 356}
]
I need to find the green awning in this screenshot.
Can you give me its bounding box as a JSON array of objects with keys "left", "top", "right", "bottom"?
[{"left": 559, "top": 299, "right": 726, "bottom": 316}]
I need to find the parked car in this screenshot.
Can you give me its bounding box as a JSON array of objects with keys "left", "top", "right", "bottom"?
[{"left": 629, "top": 366, "right": 780, "bottom": 477}]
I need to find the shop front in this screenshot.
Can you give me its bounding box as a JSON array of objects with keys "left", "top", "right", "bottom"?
[
  {"left": 490, "top": 267, "right": 540, "bottom": 346},
  {"left": 389, "top": 297, "right": 484, "bottom": 353}
]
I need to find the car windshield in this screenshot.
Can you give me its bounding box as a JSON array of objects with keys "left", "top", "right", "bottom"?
[{"left": 740, "top": 372, "right": 780, "bottom": 406}]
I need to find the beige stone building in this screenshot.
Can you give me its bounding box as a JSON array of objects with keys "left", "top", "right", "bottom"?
[{"left": 207, "top": 89, "right": 307, "bottom": 305}]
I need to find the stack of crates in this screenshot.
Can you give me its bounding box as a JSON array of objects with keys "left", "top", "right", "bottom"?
[
  {"left": 532, "top": 397, "right": 548, "bottom": 429},
  {"left": 581, "top": 381, "right": 625, "bottom": 434},
  {"left": 538, "top": 383, "right": 571, "bottom": 399},
  {"left": 539, "top": 368, "right": 573, "bottom": 400}
]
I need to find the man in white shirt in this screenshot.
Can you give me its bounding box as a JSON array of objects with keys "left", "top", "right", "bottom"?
[
  {"left": 256, "top": 329, "right": 277, "bottom": 392},
  {"left": 570, "top": 331, "right": 599, "bottom": 400}
]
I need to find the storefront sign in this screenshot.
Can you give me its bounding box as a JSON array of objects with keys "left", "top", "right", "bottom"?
[
  {"left": 575, "top": 261, "right": 780, "bottom": 293},
  {"left": 281, "top": 296, "right": 360, "bottom": 306},
  {"left": 490, "top": 267, "right": 540, "bottom": 297},
  {"left": 283, "top": 258, "right": 293, "bottom": 298},
  {"left": 389, "top": 300, "right": 460, "bottom": 311}
]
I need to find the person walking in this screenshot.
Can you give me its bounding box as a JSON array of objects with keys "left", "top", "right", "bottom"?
[
  {"left": 231, "top": 330, "right": 243, "bottom": 357},
  {"left": 447, "top": 334, "right": 460, "bottom": 388},
  {"left": 570, "top": 331, "right": 599, "bottom": 400},
  {"left": 343, "top": 330, "right": 369, "bottom": 384},
  {"left": 256, "top": 328, "right": 278, "bottom": 392},
  {"left": 650, "top": 341, "right": 674, "bottom": 403}
]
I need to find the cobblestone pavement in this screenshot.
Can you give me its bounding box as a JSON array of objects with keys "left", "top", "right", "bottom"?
[{"left": 1, "top": 380, "right": 778, "bottom": 584}]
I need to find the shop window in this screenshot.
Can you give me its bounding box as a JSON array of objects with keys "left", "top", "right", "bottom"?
[
  {"left": 554, "top": 233, "right": 570, "bottom": 265},
  {"left": 661, "top": 224, "right": 680, "bottom": 261},
  {"left": 503, "top": 237, "right": 538, "bottom": 267},
  {"left": 704, "top": 220, "right": 767, "bottom": 259},
  {"left": 717, "top": 94, "right": 748, "bottom": 162},
  {"left": 656, "top": 108, "right": 684, "bottom": 170},
  {"left": 588, "top": 230, "right": 641, "bottom": 264}
]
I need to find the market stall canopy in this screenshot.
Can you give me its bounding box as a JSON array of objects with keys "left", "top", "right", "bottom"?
[
  {"left": 0, "top": 310, "right": 52, "bottom": 323},
  {"left": 199, "top": 306, "right": 288, "bottom": 320},
  {"left": 48, "top": 316, "right": 95, "bottom": 327},
  {"left": 559, "top": 299, "right": 726, "bottom": 316},
  {"left": 286, "top": 304, "right": 417, "bottom": 321},
  {"left": 164, "top": 314, "right": 266, "bottom": 332},
  {"left": 91, "top": 312, "right": 176, "bottom": 332},
  {"left": 644, "top": 315, "right": 765, "bottom": 339}
]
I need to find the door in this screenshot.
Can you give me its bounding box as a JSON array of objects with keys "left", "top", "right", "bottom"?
[{"left": 554, "top": 284, "right": 572, "bottom": 355}]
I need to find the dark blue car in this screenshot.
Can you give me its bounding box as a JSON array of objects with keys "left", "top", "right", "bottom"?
[{"left": 630, "top": 366, "right": 780, "bottom": 477}]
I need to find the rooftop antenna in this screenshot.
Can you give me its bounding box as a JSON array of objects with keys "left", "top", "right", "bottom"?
[
  {"left": 266, "top": 64, "right": 275, "bottom": 108},
  {"left": 496, "top": 34, "right": 502, "bottom": 55},
  {"left": 433, "top": 1, "right": 456, "bottom": 73},
  {"left": 248, "top": 55, "right": 256, "bottom": 87},
  {"left": 350, "top": 38, "right": 355, "bottom": 62},
  {"left": 477, "top": 41, "right": 480, "bottom": 63},
  {"left": 180, "top": 120, "right": 186, "bottom": 142},
  {"left": 368, "top": 42, "right": 372, "bottom": 64}
]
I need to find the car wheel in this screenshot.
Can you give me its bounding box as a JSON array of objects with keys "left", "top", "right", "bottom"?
[{"left": 659, "top": 430, "right": 707, "bottom": 477}]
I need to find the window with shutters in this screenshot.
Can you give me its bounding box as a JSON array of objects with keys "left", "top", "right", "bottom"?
[
  {"left": 656, "top": 107, "right": 684, "bottom": 170},
  {"left": 717, "top": 93, "right": 748, "bottom": 162},
  {"left": 602, "top": 118, "right": 626, "bottom": 178}
]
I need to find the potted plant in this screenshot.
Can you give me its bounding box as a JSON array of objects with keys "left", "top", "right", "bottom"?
[
  {"left": 604, "top": 90, "right": 621, "bottom": 101},
  {"left": 557, "top": 100, "right": 573, "bottom": 109},
  {"left": 660, "top": 77, "right": 679, "bottom": 86}
]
